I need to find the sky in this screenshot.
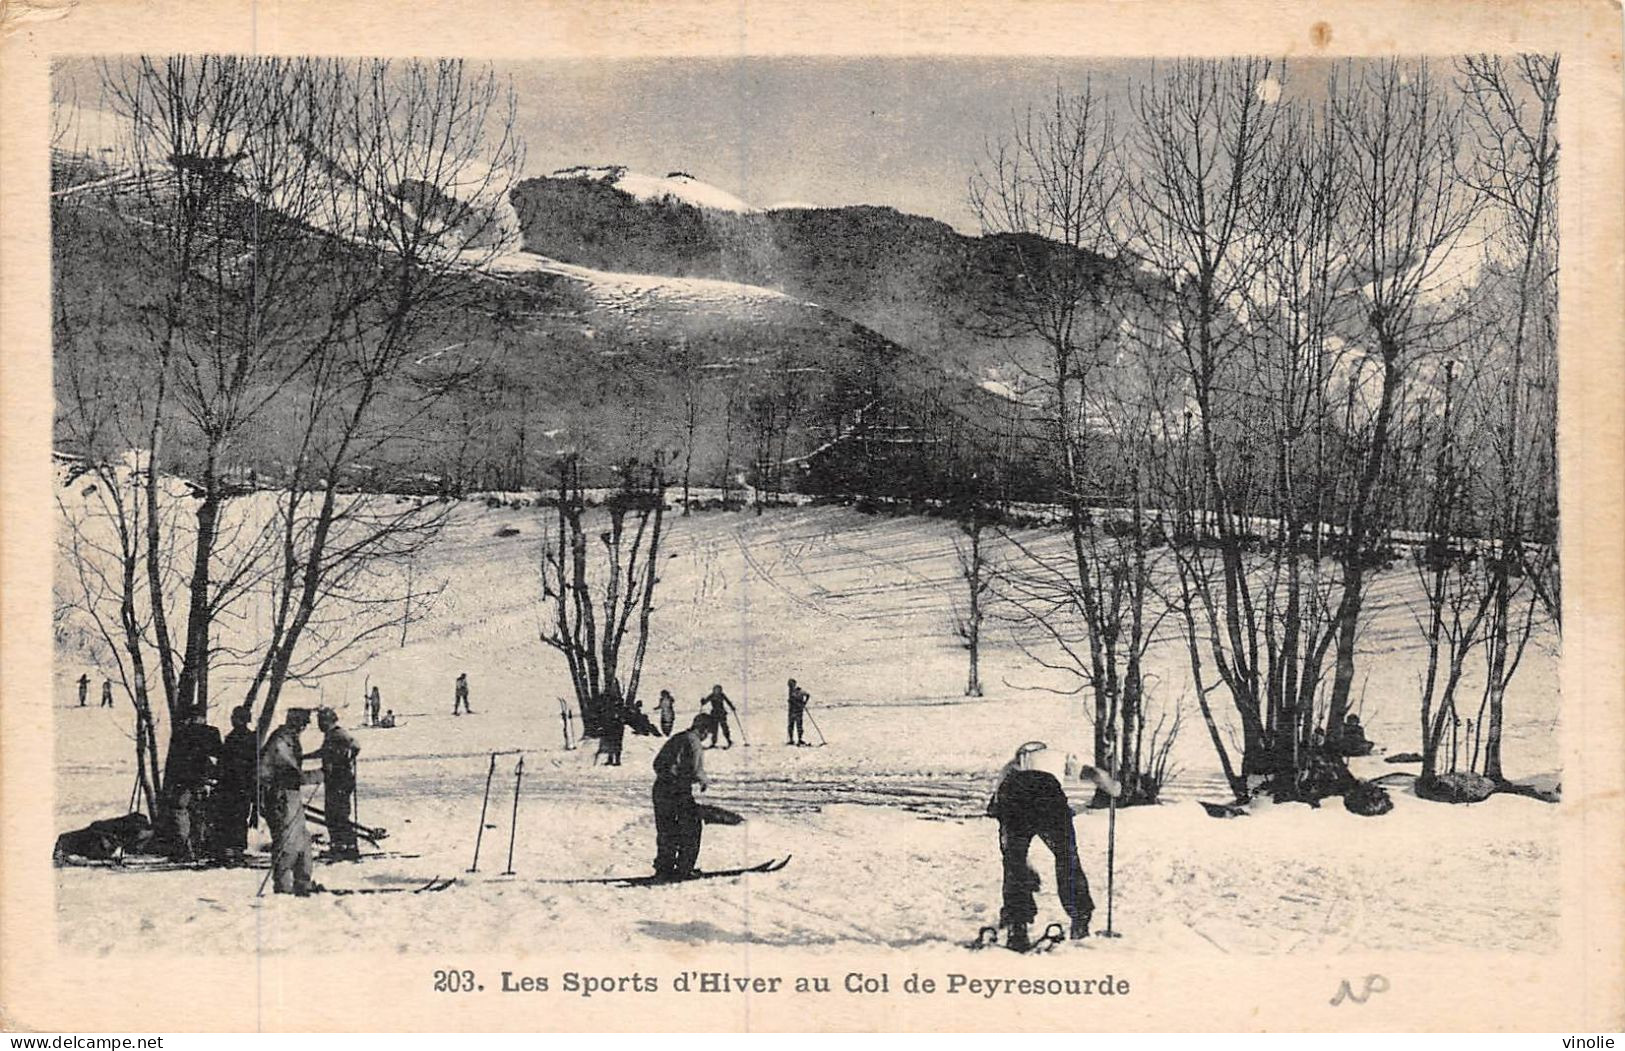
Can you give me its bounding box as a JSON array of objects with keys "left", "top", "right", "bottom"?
[
  {"left": 55, "top": 56, "right": 1463, "bottom": 234},
  {"left": 497, "top": 57, "right": 1173, "bottom": 232}
]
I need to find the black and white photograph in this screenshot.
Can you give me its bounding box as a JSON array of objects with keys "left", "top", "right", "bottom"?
[{"left": 3, "top": 0, "right": 1622, "bottom": 1035}]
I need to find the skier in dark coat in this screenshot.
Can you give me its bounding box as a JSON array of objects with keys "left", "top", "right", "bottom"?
[
  {"left": 453, "top": 672, "right": 473, "bottom": 716},
  {"left": 315, "top": 707, "right": 361, "bottom": 860},
  {"left": 101, "top": 680, "right": 114, "bottom": 708},
  {"left": 597, "top": 695, "right": 626, "bottom": 766},
  {"left": 701, "top": 684, "right": 738, "bottom": 749},
  {"left": 652, "top": 713, "right": 713, "bottom": 879},
  {"left": 655, "top": 689, "right": 677, "bottom": 737},
  {"left": 987, "top": 741, "right": 1111, "bottom": 950},
  {"left": 210, "top": 704, "right": 258, "bottom": 863},
  {"left": 786, "top": 678, "right": 810, "bottom": 746},
  {"left": 77, "top": 674, "right": 89, "bottom": 708},
  {"left": 163, "top": 706, "right": 222, "bottom": 861}
]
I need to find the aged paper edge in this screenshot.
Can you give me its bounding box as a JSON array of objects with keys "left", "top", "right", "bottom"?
[{"left": 1, "top": 0, "right": 1620, "bottom": 1033}]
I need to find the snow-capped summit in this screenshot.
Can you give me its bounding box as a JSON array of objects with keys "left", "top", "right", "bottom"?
[{"left": 548, "top": 164, "right": 758, "bottom": 213}]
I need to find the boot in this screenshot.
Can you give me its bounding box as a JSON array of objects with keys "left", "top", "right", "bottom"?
[
  {"left": 1005, "top": 923, "right": 1031, "bottom": 952},
  {"left": 1070, "top": 916, "right": 1091, "bottom": 940}
]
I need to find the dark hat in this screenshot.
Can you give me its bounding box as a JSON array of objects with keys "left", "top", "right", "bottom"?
[{"left": 286, "top": 707, "right": 312, "bottom": 724}]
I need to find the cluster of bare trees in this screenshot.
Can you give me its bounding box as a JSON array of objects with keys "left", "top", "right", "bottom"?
[
  {"left": 968, "top": 56, "right": 1558, "bottom": 804},
  {"left": 53, "top": 56, "right": 523, "bottom": 822},
  {"left": 537, "top": 454, "right": 668, "bottom": 736}
]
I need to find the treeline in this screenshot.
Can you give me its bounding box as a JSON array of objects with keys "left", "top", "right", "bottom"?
[{"left": 940, "top": 56, "right": 1558, "bottom": 806}]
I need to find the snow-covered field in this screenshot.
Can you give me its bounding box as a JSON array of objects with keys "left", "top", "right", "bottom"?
[{"left": 53, "top": 502, "right": 1561, "bottom": 956}]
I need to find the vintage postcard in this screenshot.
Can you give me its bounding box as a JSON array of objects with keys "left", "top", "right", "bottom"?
[{"left": 1, "top": 0, "right": 1621, "bottom": 1034}]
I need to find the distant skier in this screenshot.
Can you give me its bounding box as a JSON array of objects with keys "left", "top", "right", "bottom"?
[
  {"left": 260, "top": 708, "right": 320, "bottom": 895},
  {"left": 100, "top": 680, "right": 114, "bottom": 708},
  {"left": 367, "top": 685, "right": 382, "bottom": 727},
  {"left": 785, "top": 678, "right": 810, "bottom": 746},
  {"left": 315, "top": 707, "right": 361, "bottom": 861},
  {"left": 77, "top": 673, "right": 89, "bottom": 708},
  {"left": 453, "top": 672, "right": 473, "bottom": 716},
  {"left": 211, "top": 704, "right": 257, "bottom": 864},
  {"left": 596, "top": 692, "right": 626, "bottom": 767},
  {"left": 379, "top": 709, "right": 397, "bottom": 728},
  {"left": 656, "top": 689, "right": 677, "bottom": 737},
  {"left": 986, "top": 741, "right": 1115, "bottom": 950},
  {"left": 651, "top": 712, "right": 715, "bottom": 879},
  {"left": 701, "top": 684, "right": 738, "bottom": 749}
]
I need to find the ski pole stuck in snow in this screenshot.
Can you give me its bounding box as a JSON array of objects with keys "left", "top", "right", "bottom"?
[
  {"left": 469, "top": 752, "right": 497, "bottom": 873},
  {"left": 804, "top": 708, "right": 828, "bottom": 747},
  {"left": 502, "top": 755, "right": 525, "bottom": 876},
  {"left": 557, "top": 698, "right": 574, "bottom": 750}
]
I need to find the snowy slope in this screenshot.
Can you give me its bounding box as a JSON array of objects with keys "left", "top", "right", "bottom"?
[
  {"left": 54, "top": 501, "right": 1561, "bottom": 957},
  {"left": 482, "top": 247, "right": 795, "bottom": 316},
  {"left": 550, "top": 165, "right": 758, "bottom": 213}
]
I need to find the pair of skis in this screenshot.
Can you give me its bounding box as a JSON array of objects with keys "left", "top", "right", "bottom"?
[
  {"left": 325, "top": 875, "right": 455, "bottom": 896},
  {"left": 536, "top": 855, "right": 792, "bottom": 887}
]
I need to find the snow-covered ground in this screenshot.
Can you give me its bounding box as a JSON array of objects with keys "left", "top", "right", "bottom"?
[{"left": 53, "top": 502, "right": 1560, "bottom": 955}]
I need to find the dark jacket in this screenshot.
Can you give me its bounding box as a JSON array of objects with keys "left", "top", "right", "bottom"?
[
  {"left": 320, "top": 726, "right": 360, "bottom": 789},
  {"left": 218, "top": 727, "right": 258, "bottom": 798},
  {"left": 165, "top": 723, "right": 222, "bottom": 790},
  {"left": 988, "top": 768, "right": 1074, "bottom": 831},
  {"left": 653, "top": 730, "right": 706, "bottom": 792}
]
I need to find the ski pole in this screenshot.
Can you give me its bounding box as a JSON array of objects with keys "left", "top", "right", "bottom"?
[
  {"left": 127, "top": 715, "right": 143, "bottom": 813},
  {"left": 805, "top": 709, "right": 828, "bottom": 747},
  {"left": 502, "top": 756, "right": 524, "bottom": 876},
  {"left": 1103, "top": 789, "right": 1120, "bottom": 938},
  {"left": 469, "top": 752, "right": 496, "bottom": 872}
]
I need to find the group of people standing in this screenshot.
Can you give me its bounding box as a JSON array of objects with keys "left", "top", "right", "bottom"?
[
  {"left": 75, "top": 673, "right": 115, "bottom": 709},
  {"left": 644, "top": 678, "right": 811, "bottom": 880},
  {"left": 599, "top": 679, "right": 813, "bottom": 767},
  {"left": 156, "top": 703, "right": 363, "bottom": 895}
]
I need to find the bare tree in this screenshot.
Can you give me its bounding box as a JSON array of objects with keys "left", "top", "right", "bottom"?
[
  {"left": 1456, "top": 54, "right": 1560, "bottom": 781},
  {"left": 538, "top": 455, "right": 668, "bottom": 737},
  {"left": 1323, "top": 58, "right": 1483, "bottom": 740},
  {"left": 55, "top": 56, "right": 525, "bottom": 779},
  {"left": 970, "top": 83, "right": 1133, "bottom": 780},
  {"left": 1119, "top": 58, "right": 1294, "bottom": 795}
]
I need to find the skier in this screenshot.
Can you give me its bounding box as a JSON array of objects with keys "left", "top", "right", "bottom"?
[
  {"left": 379, "top": 709, "right": 397, "bottom": 728},
  {"left": 163, "top": 706, "right": 222, "bottom": 860},
  {"left": 453, "top": 672, "right": 473, "bottom": 716},
  {"left": 597, "top": 687, "right": 626, "bottom": 766},
  {"left": 987, "top": 741, "right": 1112, "bottom": 950},
  {"left": 785, "top": 678, "right": 810, "bottom": 746},
  {"left": 368, "top": 685, "right": 382, "bottom": 728},
  {"left": 701, "top": 684, "right": 738, "bottom": 749},
  {"left": 315, "top": 707, "right": 361, "bottom": 860},
  {"left": 651, "top": 712, "right": 714, "bottom": 879},
  {"left": 260, "top": 707, "right": 320, "bottom": 895},
  {"left": 655, "top": 689, "right": 677, "bottom": 737},
  {"left": 1330, "top": 712, "right": 1374, "bottom": 757},
  {"left": 211, "top": 704, "right": 257, "bottom": 864},
  {"left": 100, "top": 680, "right": 114, "bottom": 708},
  {"left": 77, "top": 673, "right": 89, "bottom": 708}
]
